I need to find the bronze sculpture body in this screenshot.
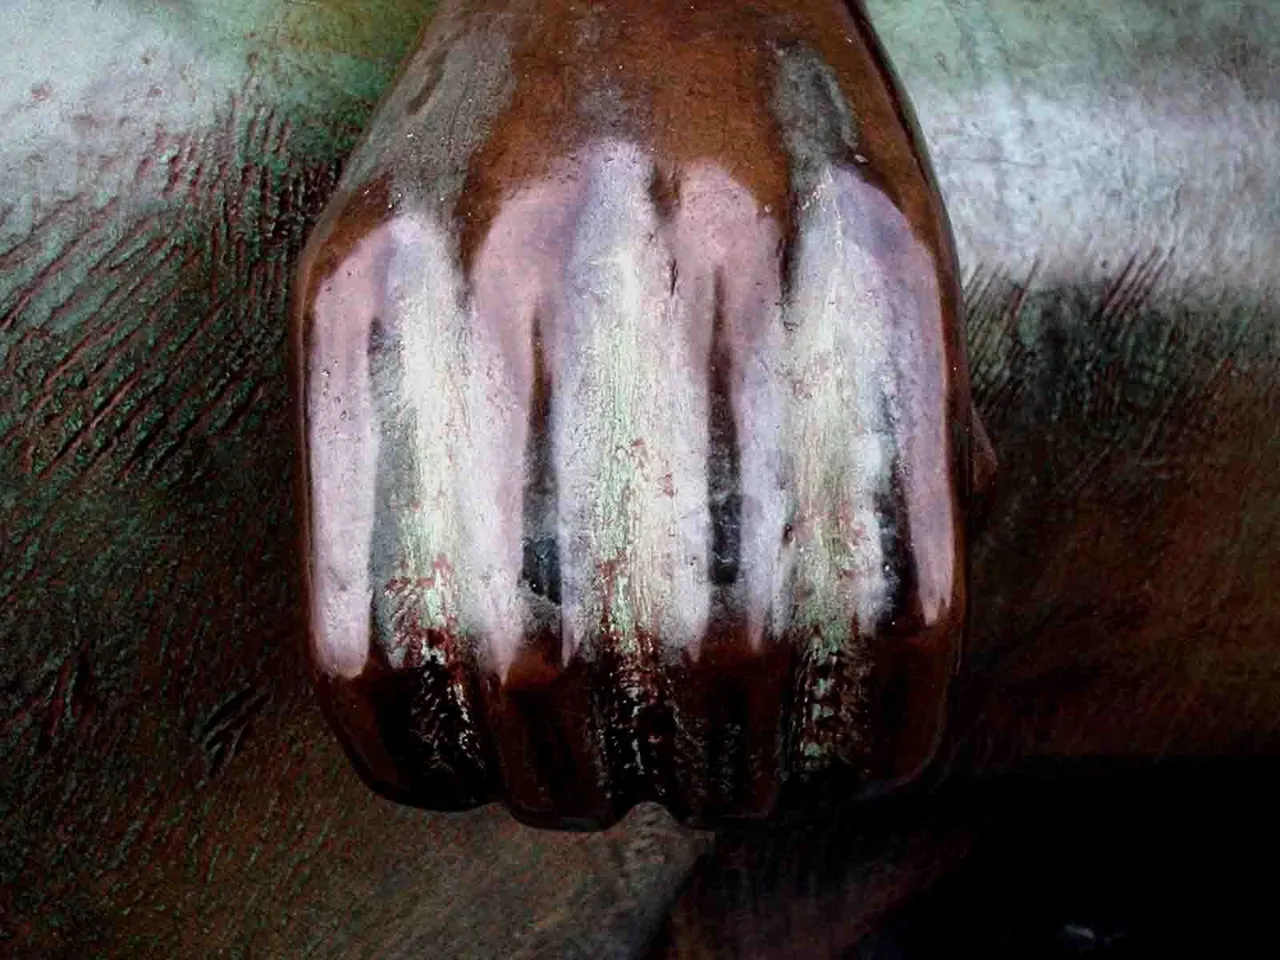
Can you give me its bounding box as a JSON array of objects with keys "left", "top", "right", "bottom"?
[
  {"left": 7, "top": 0, "right": 1280, "bottom": 953},
  {"left": 295, "top": 0, "right": 987, "bottom": 827}
]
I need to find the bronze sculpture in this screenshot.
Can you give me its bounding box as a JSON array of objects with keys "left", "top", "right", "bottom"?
[
  {"left": 294, "top": 0, "right": 993, "bottom": 827},
  {"left": 8, "top": 0, "right": 1280, "bottom": 953}
]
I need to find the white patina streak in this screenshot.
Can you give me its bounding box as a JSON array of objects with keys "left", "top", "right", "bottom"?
[
  {"left": 782, "top": 165, "right": 898, "bottom": 640},
  {"left": 867, "top": 186, "right": 955, "bottom": 625},
  {"left": 307, "top": 228, "right": 389, "bottom": 678},
  {"left": 670, "top": 164, "right": 789, "bottom": 650},
  {"left": 469, "top": 175, "right": 587, "bottom": 677},
  {"left": 555, "top": 141, "right": 711, "bottom": 662},
  {"left": 392, "top": 214, "right": 525, "bottom": 670}
]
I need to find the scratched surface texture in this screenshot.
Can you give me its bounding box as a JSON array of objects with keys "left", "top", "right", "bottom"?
[{"left": 2, "top": 0, "right": 1279, "bottom": 957}]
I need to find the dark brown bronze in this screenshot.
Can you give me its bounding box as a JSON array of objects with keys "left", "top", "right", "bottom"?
[{"left": 293, "top": 0, "right": 983, "bottom": 828}]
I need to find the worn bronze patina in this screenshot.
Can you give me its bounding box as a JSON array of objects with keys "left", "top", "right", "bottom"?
[
  {"left": 7, "top": 0, "right": 1280, "bottom": 953},
  {"left": 294, "top": 0, "right": 989, "bottom": 827}
]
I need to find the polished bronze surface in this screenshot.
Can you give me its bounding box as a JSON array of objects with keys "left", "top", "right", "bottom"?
[{"left": 294, "top": 0, "right": 980, "bottom": 827}]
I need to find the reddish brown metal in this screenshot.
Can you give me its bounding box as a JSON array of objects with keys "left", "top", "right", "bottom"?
[{"left": 293, "top": 0, "right": 981, "bottom": 828}]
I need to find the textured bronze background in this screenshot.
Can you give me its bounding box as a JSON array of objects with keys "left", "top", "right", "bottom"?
[{"left": 4, "top": 0, "right": 1280, "bottom": 956}]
